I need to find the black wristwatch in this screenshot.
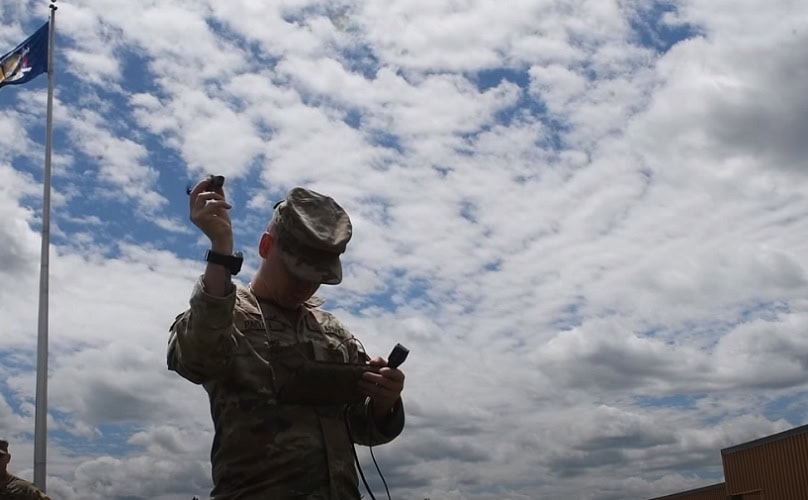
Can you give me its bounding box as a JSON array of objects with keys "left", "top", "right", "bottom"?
[{"left": 205, "top": 250, "right": 244, "bottom": 275}]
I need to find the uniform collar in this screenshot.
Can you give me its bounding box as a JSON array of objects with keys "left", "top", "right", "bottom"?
[{"left": 240, "top": 284, "right": 325, "bottom": 310}]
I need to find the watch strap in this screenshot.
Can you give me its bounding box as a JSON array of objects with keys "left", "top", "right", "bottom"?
[{"left": 205, "top": 250, "right": 244, "bottom": 275}]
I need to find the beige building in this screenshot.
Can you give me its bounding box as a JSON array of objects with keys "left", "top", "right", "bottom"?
[{"left": 649, "top": 423, "right": 808, "bottom": 500}]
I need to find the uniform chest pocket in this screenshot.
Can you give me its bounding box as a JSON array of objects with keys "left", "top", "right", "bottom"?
[
  {"left": 299, "top": 313, "right": 354, "bottom": 363},
  {"left": 312, "top": 339, "right": 350, "bottom": 363},
  {"left": 262, "top": 341, "right": 311, "bottom": 392}
]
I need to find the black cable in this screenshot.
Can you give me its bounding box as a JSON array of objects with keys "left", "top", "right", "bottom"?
[
  {"left": 365, "top": 399, "right": 392, "bottom": 500},
  {"left": 345, "top": 403, "right": 378, "bottom": 500},
  {"left": 344, "top": 338, "right": 399, "bottom": 500},
  {"left": 354, "top": 442, "right": 378, "bottom": 500},
  {"left": 369, "top": 443, "right": 391, "bottom": 500}
]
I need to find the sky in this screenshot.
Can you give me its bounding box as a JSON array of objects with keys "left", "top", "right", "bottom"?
[{"left": 1, "top": 0, "right": 807, "bottom": 499}]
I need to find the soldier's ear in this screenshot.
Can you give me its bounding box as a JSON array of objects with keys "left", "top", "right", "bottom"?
[{"left": 258, "top": 232, "right": 273, "bottom": 259}]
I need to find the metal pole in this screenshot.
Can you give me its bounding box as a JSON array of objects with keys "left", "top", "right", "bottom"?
[{"left": 34, "top": 0, "right": 57, "bottom": 491}]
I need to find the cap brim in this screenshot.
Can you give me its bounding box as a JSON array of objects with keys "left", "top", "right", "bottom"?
[{"left": 279, "top": 247, "right": 343, "bottom": 285}]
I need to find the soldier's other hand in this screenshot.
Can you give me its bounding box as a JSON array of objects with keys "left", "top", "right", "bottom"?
[
  {"left": 360, "top": 356, "right": 405, "bottom": 419},
  {"left": 189, "top": 177, "right": 233, "bottom": 251}
]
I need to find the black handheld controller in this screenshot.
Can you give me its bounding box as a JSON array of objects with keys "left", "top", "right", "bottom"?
[
  {"left": 208, "top": 174, "right": 225, "bottom": 192},
  {"left": 387, "top": 343, "right": 409, "bottom": 369},
  {"left": 185, "top": 174, "right": 226, "bottom": 195}
]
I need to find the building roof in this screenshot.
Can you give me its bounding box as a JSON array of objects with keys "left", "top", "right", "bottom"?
[
  {"left": 721, "top": 423, "right": 808, "bottom": 455},
  {"left": 647, "top": 482, "right": 726, "bottom": 499}
]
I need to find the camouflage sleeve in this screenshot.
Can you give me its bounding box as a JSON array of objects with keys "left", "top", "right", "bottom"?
[
  {"left": 8, "top": 481, "right": 51, "bottom": 500},
  {"left": 347, "top": 397, "right": 405, "bottom": 447},
  {"left": 167, "top": 275, "right": 238, "bottom": 384},
  {"left": 318, "top": 315, "right": 406, "bottom": 445},
  {"left": 340, "top": 324, "right": 406, "bottom": 446}
]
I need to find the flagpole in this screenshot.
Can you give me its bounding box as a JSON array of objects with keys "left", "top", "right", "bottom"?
[{"left": 34, "top": 0, "right": 57, "bottom": 491}]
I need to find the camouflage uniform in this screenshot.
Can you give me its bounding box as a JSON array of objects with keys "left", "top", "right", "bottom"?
[
  {"left": 168, "top": 188, "right": 405, "bottom": 499},
  {"left": 0, "top": 474, "right": 52, "bottom": 500}
]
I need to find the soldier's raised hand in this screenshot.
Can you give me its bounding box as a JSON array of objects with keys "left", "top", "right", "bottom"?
[{"left": 189, "top": 176, "right": 233, "bottom": 252}]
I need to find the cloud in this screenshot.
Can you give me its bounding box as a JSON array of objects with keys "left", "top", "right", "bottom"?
[{"left": 1, "top": 0, "right": 807, "bottom": 499}]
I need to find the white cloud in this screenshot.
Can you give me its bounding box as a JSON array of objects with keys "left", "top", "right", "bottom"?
[{"left": 1, "top": 0, "right": 807, "bottom": 498}]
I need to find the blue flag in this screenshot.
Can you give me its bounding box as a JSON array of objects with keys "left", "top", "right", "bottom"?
[{"left": 0, "top": 22, "right": 49, "bottom": 89}]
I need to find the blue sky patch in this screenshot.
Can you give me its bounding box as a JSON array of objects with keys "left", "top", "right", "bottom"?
[{"left": 630, "top": 2, "right": 702, "bottom": 53}]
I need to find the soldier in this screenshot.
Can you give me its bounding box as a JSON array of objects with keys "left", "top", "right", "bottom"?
[
  {"left": 168, "top": 178, "right": 406, "bottom": 499},
  {"left": 0, "top": 440, "right": 52, "bottom": 500}
]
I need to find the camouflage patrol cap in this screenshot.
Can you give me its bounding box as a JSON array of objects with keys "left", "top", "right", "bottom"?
[
  {"left": 273, "top": 187, "right": 352, "bottom": 285},
  {"left": 0, "top": 440, "right": 8, "bottom": 455}
]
